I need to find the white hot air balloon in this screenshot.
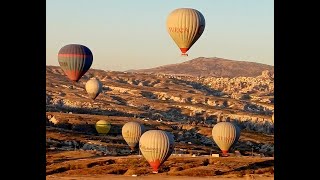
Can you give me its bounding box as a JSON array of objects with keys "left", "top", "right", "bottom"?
[
  {"left": 139, "top": 130, "right": 175, "bottom": 173},
  {"left": 212, "top": 122, "right": 240, "bottom": 156},
  {"left": 85, "top": 77, "right": 102, "bottom": 100},
  {"left": 122, "top": 122, "right": 145, "bottom": 151},
  {"left": 166, "top": 8, "right": 206, "bottom": 56}
]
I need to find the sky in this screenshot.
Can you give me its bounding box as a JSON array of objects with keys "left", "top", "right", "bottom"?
[{"left": 46, "top": 0, "right": 274, "bottom": 71}]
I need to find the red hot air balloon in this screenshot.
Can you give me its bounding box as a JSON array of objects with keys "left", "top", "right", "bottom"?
[{"left": 58, "top": 44, "right": 93, "bottom": 82}]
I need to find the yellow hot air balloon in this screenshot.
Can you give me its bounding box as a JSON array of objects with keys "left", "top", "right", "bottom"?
[
  {"left": 85, "top": 77, "right": 102, "bottom": 100},
  {"left": 212, "top": 122, "right": 240, "bottom": 156},
  {"left": 139, "top": 130, "right": 175, "bottom": 173},
  {"left": 95, "top": 120, "right": 111, "bottom": 135},
  {"left": 166, "top": 8, "right": 206, "bottom": 56},
  {"left": 122, "top": 122, "right": 145, "bottom": 151},
  {"left": 271, "top": 113, "right": 274, "bottom": 123}
]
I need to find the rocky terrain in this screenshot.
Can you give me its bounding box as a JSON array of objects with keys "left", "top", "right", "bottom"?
[
  {"left": 128, "top": 57, "right": 274, "bottom": 78},
  {"left": 46, "top": 151, "right": 274, "bottom": 179},
  {"left": 46, "top": 63, "right": 274, "bottom": 178},
  {"left": 47, "top": 65, "right": 274, "bottom": 133}
]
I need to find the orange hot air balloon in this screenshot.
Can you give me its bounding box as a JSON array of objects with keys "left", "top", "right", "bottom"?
[{"left": 166, "top": 8, "right": 206, "bottom": 56}]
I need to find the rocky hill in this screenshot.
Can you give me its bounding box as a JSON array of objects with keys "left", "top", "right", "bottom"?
[
  {"left": 46, "top": 64, "right": 274, "bottom": 172},
  {"left": 128, "top": 57, "right": 274, "bottom": 78},
  {"left": 46, "top": 11, "right": 274, "bottom": 180},
  {"left": 46, "top": 65, "right": 274, "bottom": 135}
]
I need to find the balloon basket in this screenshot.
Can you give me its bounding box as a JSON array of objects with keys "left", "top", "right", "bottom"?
[
  {"left": 181, "top": 53, "right": 188, "bottom": 56},
  {"left": 152, "top": 171, "right": 158, "bottom": 174}
]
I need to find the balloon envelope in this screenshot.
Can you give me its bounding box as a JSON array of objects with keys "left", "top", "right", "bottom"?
[
  {"left": 58, "top": 44, "right": 93, "bottom": 82},
  {"left": 85, "top": 78, "right": 102, "bottom": 100},
  {"left": 95, "top": 120, "right": 111, "bottom": 135},
  {"left": 212, "top": 122, "right": 240, "bottom": 155},
  {"left": 139, "top": 130, "right": 175, "bottom": 173},
  {"left": 122, "top": 122, "right": 145, "bottom": 150},
  {"left": 166, "top": 8, "right": 205, "bottom": 56}
]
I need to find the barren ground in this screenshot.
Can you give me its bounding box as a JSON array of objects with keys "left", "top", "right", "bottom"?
[
  {"left": 46, "top": 66, "right": 274, "bottom": 179},
  {"left": 46, "top": 151, "right": 273, "bottom": 179}
]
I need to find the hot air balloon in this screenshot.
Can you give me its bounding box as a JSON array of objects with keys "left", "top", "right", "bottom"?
[
  {"left": 58, "top": 44, "right": 93, "bottom": 82},
  {"left": 139, "top": 130, "right": 175, "bottom": 173},
  {"left": 166, "top": 8, "right": 205, "bottom": 56},
  {"left": 95, "top": 120, "right": 111, "bottom": 135},
  {"left": 271, "top": 113, "right": 274, "bottom": 123},
  {"left": 212, "top": 122, "right": 240, "bottom": 156},
  {"left": 85, "top": 78, "right": 102, "bottom": 100},
  {"left": 122, "top": 122, "right": 145, "bottom": 151}
]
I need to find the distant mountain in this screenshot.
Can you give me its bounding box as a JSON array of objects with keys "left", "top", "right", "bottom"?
[{"left": 127, "top": 57, "right": 274, "bottom": 77}]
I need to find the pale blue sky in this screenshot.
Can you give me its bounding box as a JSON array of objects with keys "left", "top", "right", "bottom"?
[{"left": 46, "top": 0, "right": 274, "bottom": 71}]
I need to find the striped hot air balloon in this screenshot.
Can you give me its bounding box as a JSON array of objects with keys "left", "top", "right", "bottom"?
[
  {"left": 139, "top": 130, "right": 175, "bottom": 173},
  {"left": 166, "top": 8, "right": 206, "bottom": 56},
  {"left": 58, "top": 44, "right": 93, "bottom": 82},
  {"left": 122, "top": 122, "right": 145, "bottom": 151},
  {"left": 85, "top": 77, "right": 102, "bottom": 100},
  {"left": 212, "top": 122, "right": 240, "bottom": 156}
]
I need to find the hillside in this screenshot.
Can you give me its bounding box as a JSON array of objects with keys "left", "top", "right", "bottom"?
[
  {"left": 46, "top": 65, "right": 274, "bottom": 178},
  {"left": 128, "top": 57, "right": 274, "bottom": 78}
]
